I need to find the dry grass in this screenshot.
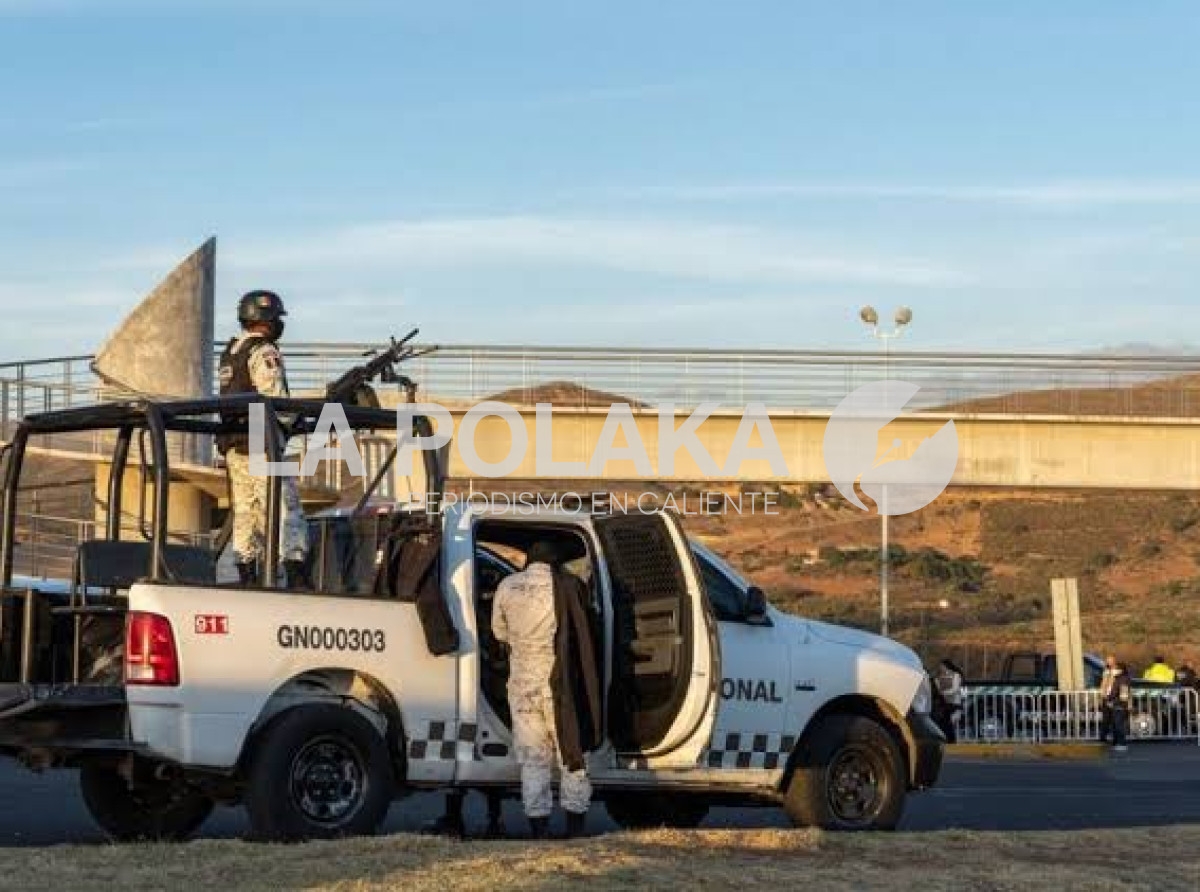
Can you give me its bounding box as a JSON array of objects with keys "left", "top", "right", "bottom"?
[{"left": 5, "top": 827, "right": 1200, "bottom": 892}]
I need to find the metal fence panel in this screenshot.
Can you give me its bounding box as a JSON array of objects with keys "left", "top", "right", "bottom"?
[
  {"left": 956, "top": 691, "right": 1040, "bottom": 743},
  {"left": 958, "top": 687, "right": 1200, "bottom": 745},
  {"left": 1037, "top": 690, "right": 1103, "bottom": 742},
  {"left": 1127, "top": 688, "right": 1200, "bottom": 741}
]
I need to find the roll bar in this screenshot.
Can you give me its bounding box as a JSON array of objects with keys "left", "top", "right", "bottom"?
[{"left": 1, "top": 395, "right": 447, "bottom": 589}]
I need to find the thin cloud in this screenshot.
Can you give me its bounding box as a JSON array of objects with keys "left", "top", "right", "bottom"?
[
  {"left": 0, "top": 157, "right": 93, "bottom": 186},
  {"left": 451, "top": 81, "right": 690, "bottom": 115},
  {"left": 200, "top": 216, "right": 970, "bottom": 289},
  {"left": 608, "top": 180, "right": 1200, "bottom": 209},
  {"left": 62, "top": 116, "right": 149, "bottom": 133},
  {"left": 0, "top": 281, "right": 133, "bottom": 309},
  {"left": 0, "top": 0, "right": 345, "bottom": 14},
  {"left": 393, "top": 80, "right": 696, "bottom": 127}
]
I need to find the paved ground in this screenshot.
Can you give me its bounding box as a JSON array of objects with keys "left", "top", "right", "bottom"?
[{"left": 2, "top": 746, "right": 1199, "bottom": 846}]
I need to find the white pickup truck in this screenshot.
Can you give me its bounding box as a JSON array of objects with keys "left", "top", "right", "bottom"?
[{"left": 0, "top": 398, "right": 942, "bottom": 841}]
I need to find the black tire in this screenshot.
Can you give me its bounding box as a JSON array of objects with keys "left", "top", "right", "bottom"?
[
  {"left": 244, "top": 703, "right": 395, "bottom": 842},
  {"left": 80, "top": 763, "right": 214, "bottom": 842},
  {"left": 965, "top": 704, "right": 1010, "bottom": 742},
  {"left": 1130, "top": 711, "right": 1157, "bottom": 739},
  {"left": 784, "top": 715, "right": 906, "bottom": 831},
  {"left": 605, "top": 792, "right": 709, "bottom": 830}
]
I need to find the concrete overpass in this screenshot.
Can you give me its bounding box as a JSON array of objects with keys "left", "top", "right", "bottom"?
[{"left": 391, "top": 406, "right": 1200, "bottom": 490}]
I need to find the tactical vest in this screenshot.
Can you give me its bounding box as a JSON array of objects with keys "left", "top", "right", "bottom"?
[{"left": 216, "top": 336, "right": 258, "bottom": 454}]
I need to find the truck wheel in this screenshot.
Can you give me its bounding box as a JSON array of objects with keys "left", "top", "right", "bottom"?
[
  {"left": 965, "top": 704, "right": 1010, "bottom": 742},
  {"left": 784, "top": 715, "right": 906, "bottom": 831},
  {"left": 80, "top": 763, "right": 214, "bottom": 842},
  {"left": 244, "top": 703, "right": 394, "bottom": 841},
  {"left": 1131, "top": 712, "right": 1157, "bottom": 739},
  {"left": 605, "top": 793, "right": 709, "bottom": 829}
]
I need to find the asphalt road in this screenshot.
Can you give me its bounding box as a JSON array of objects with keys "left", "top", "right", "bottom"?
[{"left": 2, "top": 747, "right": 1200, "bottom": 846}]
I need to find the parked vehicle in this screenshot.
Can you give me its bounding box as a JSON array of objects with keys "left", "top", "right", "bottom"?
[
  {"left": 962, "top": 651, "right": 1186, "bottom": 741},
  {"left": 0, "top": 398, "right": 942, "bottom": 840}
]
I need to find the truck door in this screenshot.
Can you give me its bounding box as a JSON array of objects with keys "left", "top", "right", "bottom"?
[
  {"left": 595, "top": 512, "right": 719, "bottom": 768},
  {"left": 691, "top": 544, "right": 792, "bottom": 769}
]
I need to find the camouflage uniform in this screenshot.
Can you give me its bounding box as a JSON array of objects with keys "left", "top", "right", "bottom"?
[
  {"left": 223, "top": 333, "right": 309, "bottom": 565},
  {"left": 492, "top": 562, "right": 592, "bottom": 818}
]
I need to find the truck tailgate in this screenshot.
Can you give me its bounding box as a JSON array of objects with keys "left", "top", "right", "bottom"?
[{"left": 0, "top": 683, "right": 129, "bottom": 752}]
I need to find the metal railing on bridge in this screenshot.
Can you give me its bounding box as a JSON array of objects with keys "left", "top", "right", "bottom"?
[
  {"left": 2, "top": 345, "right": 1199, "bottom": 504},
  {"left": 3, "top": 345, "right": 1200, "bottom": 431}
]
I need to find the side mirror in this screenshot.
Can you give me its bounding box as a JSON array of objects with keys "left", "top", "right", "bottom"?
[{"left": 744, "top": 586, "right": 769, "bottom": 624}]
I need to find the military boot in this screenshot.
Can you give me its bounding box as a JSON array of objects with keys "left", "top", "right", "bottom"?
[
  {"left": 235, "top": 561, "right": 258, "bottom": 586},
  {"left": 284, "top": 559, "right": 312, "bottom": 591},
  {"left": 421, "top": 792, "right": 466, "bottom": 838},
  {"left": 420, "top": 813, "right": 466, "bottom": 838},
  {"left": 484, "top": 814, "right": 507, "bottom": 839},
  {"left": 528, "top": 816, "right": 551, "bottom": 840},
  {"left": 564, "top": 811, "right": 587, "bottom": 839},
  {"left": 484, "top": 795, "right": 506, "bottom": 839}
]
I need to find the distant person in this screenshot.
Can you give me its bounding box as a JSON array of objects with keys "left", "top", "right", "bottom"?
[
  {"left": 1143, "top": 655, "right": 1176, "bottom": 684},
  {"left": 932, "top": 659, "right": 965, "bottom": 743},
  {"left": 1175, "top": 664, "right": 1198, "bottom": 691},
  {"left": 1099, "top": 655, "right": 1132, "bottom": 752}
]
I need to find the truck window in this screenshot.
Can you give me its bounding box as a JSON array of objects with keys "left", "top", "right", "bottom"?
[
  {"left": 310, "top": 513, "right": 385, "bottom": 595},
  {"left": 691, "top": 548, "right": 745, "bottom": 622},
  {"left": 1007, "top": 654, "right": 1040, "bottom": 682},
  {"left": 1043, "top": 655, "right": 1059, "bottom": 686}
]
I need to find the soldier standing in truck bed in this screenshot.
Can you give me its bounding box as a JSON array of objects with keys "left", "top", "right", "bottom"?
[{"left": 216, "top": 290, "right": 310, "bottom": 589}]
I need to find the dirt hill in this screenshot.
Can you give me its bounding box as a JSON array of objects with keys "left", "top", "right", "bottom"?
[
  {"left": 944, "top": 370, "right": 1200, "bottom": 416},
  {"left": 485, "top": 380, "right": 646, "bottom": 408}
]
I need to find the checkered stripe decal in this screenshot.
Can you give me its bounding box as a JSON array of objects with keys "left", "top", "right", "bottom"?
[
  {"left": 406, "top": 721, "right": 511, "bottom": 762},
  {"left": 617, "top": 732, "right": 797, "bottom": 772},
  {"left": 702, "top": 732, "right": 797, "bottom": 770},
  {"left": 407, "top": 721, "right": 479, "bottom": 762}
]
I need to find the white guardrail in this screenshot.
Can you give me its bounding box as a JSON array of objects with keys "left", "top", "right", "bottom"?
[{"left": 954, "top": 687, "right": 1200, "bottom": 744}]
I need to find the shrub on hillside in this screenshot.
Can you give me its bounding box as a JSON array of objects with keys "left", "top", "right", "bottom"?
[
  {"left": 818, "top": 545, "right": 846, "bottom": 567},
  {"left": 1171, "top": 513, "right": 1199, "bottom": 534},
  {"left": 908, "top": 547, "right": 987, "bottom": 591},
  {"left": 786, "top": 555, "right": 809, "bottom": 573},
  {"left": 1139, "top": 540, "right": 1163, "bottom": 559},
  {"left": 1157, "top": 578, "right": 1200, "bottom": 598}
]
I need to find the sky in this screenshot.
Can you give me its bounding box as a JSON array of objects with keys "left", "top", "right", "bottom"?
[{"left": 2, "top": 1, "right": 1200, "bottom": 360}]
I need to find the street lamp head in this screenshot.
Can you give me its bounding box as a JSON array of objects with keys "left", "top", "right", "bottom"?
[
  {"left": 859, "top": 305, "right": 879, "bottom": 327},
  {"left": 894, "top": 306, "right": 913, "bottom": 328}
]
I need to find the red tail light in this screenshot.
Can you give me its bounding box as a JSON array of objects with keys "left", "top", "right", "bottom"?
[{"left": 125, "top": 612, "right": 180, "bottom": 686}]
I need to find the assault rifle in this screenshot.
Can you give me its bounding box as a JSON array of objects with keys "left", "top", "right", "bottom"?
[{"left": 324, "top": 328, "right": 437, "bottom": 408}]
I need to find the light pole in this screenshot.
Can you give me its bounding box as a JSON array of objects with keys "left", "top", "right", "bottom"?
[{"left": 859, "top": 305, "right": 913, "bottom": 638}]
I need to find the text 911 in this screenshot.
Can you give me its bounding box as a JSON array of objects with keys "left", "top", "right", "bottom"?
[{"left": 194, "top": 614, "right": 230, "bottom": 635}]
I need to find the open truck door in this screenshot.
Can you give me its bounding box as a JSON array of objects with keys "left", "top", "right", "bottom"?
[{"left": 595, "top": 511, "right": 719, "bottom": 769}]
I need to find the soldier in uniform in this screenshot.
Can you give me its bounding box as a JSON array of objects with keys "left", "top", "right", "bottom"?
[
  {"left": 492, "top": 541, "right": 600, "bottom": 839},
  {"left": 216, "top": 290, "right": 311, "bottom": 589}
]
